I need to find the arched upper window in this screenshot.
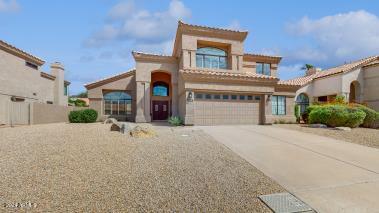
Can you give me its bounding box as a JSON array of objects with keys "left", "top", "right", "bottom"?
[
  {"left": 153, "top": 81, "right": 169, "bottom": 97},
  {"left": 104, "top": 91, "right": 132, "bottom": 100},
  {"left": 296, "top": 93, "right": 309, "bottom": 114},
  {"left": 196, "top": 47, "right": 227, "bottom": 69}
]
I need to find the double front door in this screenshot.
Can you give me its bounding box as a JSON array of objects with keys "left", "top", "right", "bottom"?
[{"left": 152, "top": 101, "right": 169, "bottom": 120}]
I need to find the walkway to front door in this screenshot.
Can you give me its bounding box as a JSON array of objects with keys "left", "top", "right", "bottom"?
[
  {"left": 152, "top": 100, "right": 169, "bottom": 120},
  {"left": 198, "top": 125, "right": 379, "bottom": 213}
]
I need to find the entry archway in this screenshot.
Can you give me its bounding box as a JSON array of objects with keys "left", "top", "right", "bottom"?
[
  {"left": 151, "top": 71, "right": 172, "bottom": 121},
  {"left": 296, "top": 93, "right": 309, "bottom": 114},
  {"left": 349, "top": 81, "right": 361, "bottom": 103}
]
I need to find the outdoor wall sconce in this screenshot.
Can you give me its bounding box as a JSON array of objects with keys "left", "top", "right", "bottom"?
[
  {"left": 187, "top": 91, "right": 193, "bottom": 102},
  {"left": 267, "top": 94, "right": 271, "bottom": 102}
]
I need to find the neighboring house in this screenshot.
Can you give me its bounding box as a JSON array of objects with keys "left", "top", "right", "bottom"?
[
  {"left": 0, "top": 39, "right": 70, "bottom": 124},
  {"left": 85, "top": 21, "right": 298, "bottom": 125},
  {"left": 280, "top": 56, "right": 379, "bottom": 112}
]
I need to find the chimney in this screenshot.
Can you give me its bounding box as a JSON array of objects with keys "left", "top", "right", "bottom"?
[
  {"left": 50, "top": 62, "right": 66, "bottom": 106},
  {"left": 306, "top": 67, "right": 321, "bottom": 76}
]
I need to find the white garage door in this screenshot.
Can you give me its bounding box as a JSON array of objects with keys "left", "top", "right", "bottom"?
[{"left": 194, "top": 93, "right": 261, "bottom": 126}]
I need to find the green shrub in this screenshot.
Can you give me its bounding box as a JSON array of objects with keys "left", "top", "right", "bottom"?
[
  {"left": 69, "top": 109, "right": 98, "bottom": 123},
  {"left": 301, "top": 105, "right": 320, "bottom": 123},
  {"left": 168, "top": 116, "right": 183, "bottom": 126},
  {"left": 309, "top": 105, "right": 365, "bottom": 128},
  {"left": 351, "top": 104, "right": 379, "bottom": 128}
]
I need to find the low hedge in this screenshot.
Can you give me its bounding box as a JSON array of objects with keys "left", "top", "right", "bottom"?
[
  {"left": 308, "top": 105, "right": 366, "bottom": 128},
  {"left": 69, "top": 109, "right": 98, "bottom": 123},
  {"left": 351, "top": 104, "right": 379, "bottom": 128}
]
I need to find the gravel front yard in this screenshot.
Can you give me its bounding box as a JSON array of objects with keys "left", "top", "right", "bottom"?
[
  {"left": 275, "top": 124, "right": 379, "bottom": 149},
  {"left": 0, "top": 123, "right": 284, "bottom": 212}
]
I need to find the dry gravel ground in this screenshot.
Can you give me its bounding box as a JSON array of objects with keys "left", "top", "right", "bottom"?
[
  {"left": 275, "top": 124, "right": 379, "bottom": 149},
  {"left": 0, "top": 123, "right": 284, "bottom": 212}
]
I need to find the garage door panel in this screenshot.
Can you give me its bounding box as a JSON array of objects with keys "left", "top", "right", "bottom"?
[{"left": 194, "top": 100, "right": 260, "bottom": 125}]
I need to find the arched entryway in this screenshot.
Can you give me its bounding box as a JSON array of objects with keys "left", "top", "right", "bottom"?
[
  {"left": 151, "top": 72, "right": 172, "bottom": 121},
  {"left": 296, "top": 93, "right": 309, "bottom": 114},
  {"left": 349, "top": 81, "right": 361, "bottom": 103}
]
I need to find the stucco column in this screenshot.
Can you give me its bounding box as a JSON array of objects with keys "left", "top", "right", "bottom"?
[
  {"left": 264, "top": 94, "right": 273, "bottom": 124},
  {"left": 135, "top": 81, "right": 151, "bottom": 122},
  {"left": 171, "top": 83, "right": 179, "bottom": 116},
  {"left": 184, "top": 90, "right": 194, "bottom": 125}
]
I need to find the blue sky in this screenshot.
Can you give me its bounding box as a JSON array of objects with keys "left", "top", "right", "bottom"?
[{"left": 1, "top": 0, "right": 379, "bottom": 94}]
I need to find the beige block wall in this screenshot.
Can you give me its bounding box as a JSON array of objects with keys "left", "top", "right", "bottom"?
[{"left": 30, "top": 103, "right": 87, "bottom": 124}]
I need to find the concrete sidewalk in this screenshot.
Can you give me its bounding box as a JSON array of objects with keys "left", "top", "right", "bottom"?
[{"left": 198, "top": 125, "right": 379, "bottom": 213}]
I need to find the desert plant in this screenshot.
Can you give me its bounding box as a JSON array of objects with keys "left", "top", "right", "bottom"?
[
  {"left": 308, "top": 105, "right": 365, "bottom": 128},
  {"left": 69, "top": 109, "right": 98, "bottom": 123},
  {"left": 333, "top": 95, "right": 346, "bottom": 104},
  {"left": 168, "top": 116, "right": 183, "bottom": 126}
]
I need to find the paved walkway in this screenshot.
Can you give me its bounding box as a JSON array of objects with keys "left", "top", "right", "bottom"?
[{"left": 198, "top": 125, "right": 379, "bottom": 213}]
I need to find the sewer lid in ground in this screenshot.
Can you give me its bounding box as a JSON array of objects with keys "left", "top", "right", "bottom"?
[{"left": 259, "top": 192, "right": 313, "bottom": 213}]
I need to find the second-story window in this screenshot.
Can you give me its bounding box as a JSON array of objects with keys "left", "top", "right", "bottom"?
[
  {"left": 196, "top": 47, "right": 227, "bottom": 69},
  {"left": 256, "top": 63, "right": 271, "bottom": 75}
]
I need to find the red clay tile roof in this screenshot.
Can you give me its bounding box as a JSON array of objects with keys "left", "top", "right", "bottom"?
[
  {"left": 279, "top": 55, "right": 379, "bottom": 86},
  {"left": 0, "top": 39, "right": 45, "bottom": 65},
  {"left": 180, "top": 68, "right": 278, "bottom": 81}
]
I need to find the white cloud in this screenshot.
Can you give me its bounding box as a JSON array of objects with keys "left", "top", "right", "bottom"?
[
  {"left": 107, "top": 1, "right": 135, "bottom": 20},
  {"left": 84, "top": 0, "right": 191, "bottom": 52},
  {"left": 277, "top": 63, "right": 304, "bottom": 80},
  {"left": 286, "top": 10, "right": 379, "bottom": 62},
  {"left": 0, "top": 0, "right": 19, "bottom": 12}
]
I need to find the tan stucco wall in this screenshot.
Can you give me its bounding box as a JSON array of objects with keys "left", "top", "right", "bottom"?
[
  {"left": 0, "top": 50, "right": 68, "bottom": 106},
  {"left": 363, "top": 65, "right": 379, "bottom": 111},
  {"left": 87, "top": 73, "right": 137, "bottom": 121},
  {"left": 179, "top": 34, "right": 244, "bottom": 71},
  {"left": 134, "top": 60, "right": 179, "bottom": 122}
]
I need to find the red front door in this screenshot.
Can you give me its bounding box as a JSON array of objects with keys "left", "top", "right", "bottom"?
[{"left": 152, "top": 101, "right": 169, "bottom": 120}]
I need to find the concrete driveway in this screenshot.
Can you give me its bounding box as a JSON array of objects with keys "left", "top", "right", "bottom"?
[{"left": 198, "top": 125, "right": 379, "bottom": 213}]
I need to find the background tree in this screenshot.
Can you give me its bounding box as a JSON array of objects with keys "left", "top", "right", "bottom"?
[{"left": 301, "top": 64, "right": 315, "bottom": 70}]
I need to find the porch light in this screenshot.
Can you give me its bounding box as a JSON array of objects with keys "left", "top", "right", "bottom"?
[{"left": 187, "top": 91, "right": 193, "bottom": 102}]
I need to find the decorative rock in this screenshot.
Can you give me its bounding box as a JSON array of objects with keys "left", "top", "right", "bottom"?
[
  {"left": 110, "top": 123, "right": 121, "bottom": 131},
  {"left": 335, "top": 127, "right": 352, "bottom": 131},
  {"left": 104, "top": 118, "right": 117, "bottom": 124},
  {"left": 309, "top": 124, "right": 328, "bottom": 128},
  {"left": 130, "top": 125, "right": 156, "bottom": 138}
]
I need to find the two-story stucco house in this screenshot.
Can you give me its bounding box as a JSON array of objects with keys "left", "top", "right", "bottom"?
[
  {"left": 0, "top": 39, "right": 70, "bottom": 125},
  {"left": 280, "top": 56, "right": 379, "bottom": 113},
  {"left": 85, "top": 21, "right": 298, "bottom": 125}
]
